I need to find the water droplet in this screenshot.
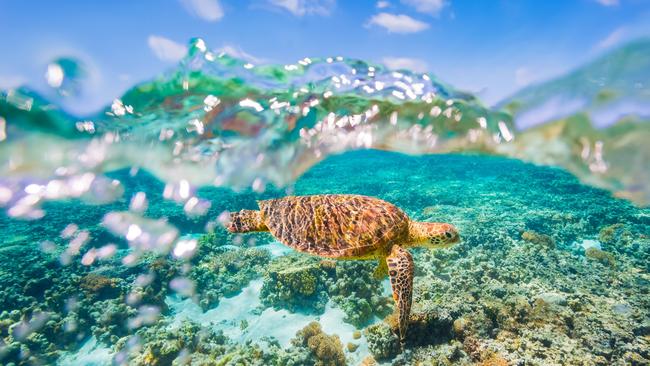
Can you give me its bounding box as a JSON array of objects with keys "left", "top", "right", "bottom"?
[{"left": 44, "top": 57, "right": 87, "bottom": 97}]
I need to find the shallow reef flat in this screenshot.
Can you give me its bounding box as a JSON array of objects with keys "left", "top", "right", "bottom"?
[{"left": 0, "top": 150, "right": 648, "bottom": 365}]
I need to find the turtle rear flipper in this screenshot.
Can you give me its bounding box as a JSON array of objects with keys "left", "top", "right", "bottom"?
[{"left": 386, "top": 245, "right": 413, "bottom": 344}]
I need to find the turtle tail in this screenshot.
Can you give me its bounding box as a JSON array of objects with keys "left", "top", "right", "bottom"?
[{"left": 226, "top": 210, "right": 268, "bottom": 233}]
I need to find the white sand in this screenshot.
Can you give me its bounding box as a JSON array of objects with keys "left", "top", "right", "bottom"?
[
  {"left": 58, "top": 241, "right": 388, "bottom": 365},
  {"left": 167, "top": 278, "right": 383, "bottom": 364},
  {"left": 578, "top": 239, "right": 602, "bottom": 251},
  {"left": 257, "top": 242, "right": 294, "bottom": 257},
  {"left": 57, "top": 336, "right": 113, "bottom": 366}
]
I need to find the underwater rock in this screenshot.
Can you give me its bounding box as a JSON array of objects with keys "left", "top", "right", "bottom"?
[
  {"left": 596, "top": 223, "right": 647, "bottom": 263},
  {"left": 22, "top": 277, "right": 53, "bottom": 299},
  {"left": 452, "top": 317, "right": 471, "bottom": 338},
  {"left": 401, "top": 213, "right": 650, "bottom": 365},
  {"left": 127, "top": 321, "right": 226, "bottom": 365},
  {"left": 634, "top": 319, "right": 650, "bottom": 337},
  {"left": 274, "top": 264, "right": 319, "bottom": 296}
]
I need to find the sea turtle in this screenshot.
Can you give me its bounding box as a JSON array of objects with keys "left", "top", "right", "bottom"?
[{"left": 226, "top": 194, "right": 460, "bottom": 343}]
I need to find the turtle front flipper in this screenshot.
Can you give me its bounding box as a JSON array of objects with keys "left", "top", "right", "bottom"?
[
  {"left": 226, "top": 210, "right": 268, "bottom": 233},
  {"left": 386, "top": 245, "right": 413, "bottom": 344},
  {"left": 373, "top": 259, "right": 388, "bottom": 279}
]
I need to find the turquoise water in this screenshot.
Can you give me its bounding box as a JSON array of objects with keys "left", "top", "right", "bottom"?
[
  {"left": 1, "top": 39, "right": 649, "bottom": 365},
  {"left": 0, "top": 150, "right": 648, "bottom": 365}
]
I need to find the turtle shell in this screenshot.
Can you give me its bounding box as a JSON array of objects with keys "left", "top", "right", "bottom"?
[{"left": 258, "top": 194, "right": 410, "bottom": 258}]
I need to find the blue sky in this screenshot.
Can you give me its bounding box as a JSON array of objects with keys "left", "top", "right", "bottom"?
[{"left": 1, "top": 0, "right": 649, "bottom": 115}]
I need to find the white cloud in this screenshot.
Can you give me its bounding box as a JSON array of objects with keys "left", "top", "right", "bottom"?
[
  {"left": 367, "top": 13, "right": 429, "bottom": 34},
  {"left": 376, "top": 1, "right": 390, "bottom": 8},
  {"left": 266, "top": 0, "right": 335, "bottom": 16},
  {"left": 180, "top": 0, "right": 224, "bottom": 21},
  {"left": 382, "top": 57, "right": 428, "bottom": 72},
  {"left": 595, "top": 27, "right": 626, "bottom": 50},
  {"left": 595, "top": 0, "right": 619, "bottom": 6},
  {"left": 217, "top": 44, "right": 267, "bottom": 64},
  {"left": 148, "top": 35, "right": 187, "bottom": 62},
  {"left": 401, "top": 0, "right": 446, "bottom": 16}
]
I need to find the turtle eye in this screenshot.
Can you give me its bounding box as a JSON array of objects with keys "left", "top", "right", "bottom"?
[{"left": 445, "top": 231, "right": 453, "bottom": 239}]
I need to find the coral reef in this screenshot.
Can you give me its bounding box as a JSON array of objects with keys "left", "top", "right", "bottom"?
[
  {"left": 585, "top": 247, "right": 617, "bottom": 267},
  {"left": 189, "top": 246, "right": 271, "bottom": 310},
  {"left": 119, "top": 318, "right": 350, "bottom": 366},
  {"left": 387, "top": 308, "right": 454, "bottom": 347},
  {"left": 1, "top": 151, "right": 649, "bottom": 365},
  {"left": 352, "top": 330, "right": 361, "bottom": 339},
  {"left": 327, "top": 261, "right": 393, "bottom": 327},
  {"left": 122, "top": 320, "right": 287, "bottom": 366},
  {"left": 346, "top": 342, "right": 358, "bottom": 352},
  {"left": 364, "top": 322, "right": 400, "bottom": 361},
  {"left": 293, "top": 322, "right": 346, "bottom": 366},
  {"left": 79, "top": 274, "right": 121, "bottom": 299},
  {"left": 599, "top": 223, "right": 631, "bottom": 247},
  {"left": 293, "top": 152, "right": 650, "bottom": 365},
  {"left": 260, "top": 255, "right": 330, "bottom": 314},
  {"left": 385, "top": 233, "right": 650, "bottom": 365},
  {"left": 134, "top": 323, "right": 224, "bottom": 365},
  {"left": 597, "top": 223, "right": 648, "bottom": 269},
  {"left": 521, "top": 230, "right": 556, "bottom": 249},
  {"left": 260, "top": 254, "right": 391, "bottom": 326}
]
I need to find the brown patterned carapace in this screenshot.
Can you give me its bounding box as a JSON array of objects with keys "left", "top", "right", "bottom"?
[{"left": 226, "top": 194, "right": 460, "bottom": 343}]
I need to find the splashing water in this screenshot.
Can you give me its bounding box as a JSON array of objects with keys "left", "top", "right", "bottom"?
[
  {"left": 0, "top": 37, "right": 648, "bottom": 228},
  {"left": 45, "top": 57, "right": 88, "bottom": 98}
]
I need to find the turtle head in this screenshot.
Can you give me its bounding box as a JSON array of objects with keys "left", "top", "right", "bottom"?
[{"left": 408, "top": 222, "right": 460, "bottom": 249}]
